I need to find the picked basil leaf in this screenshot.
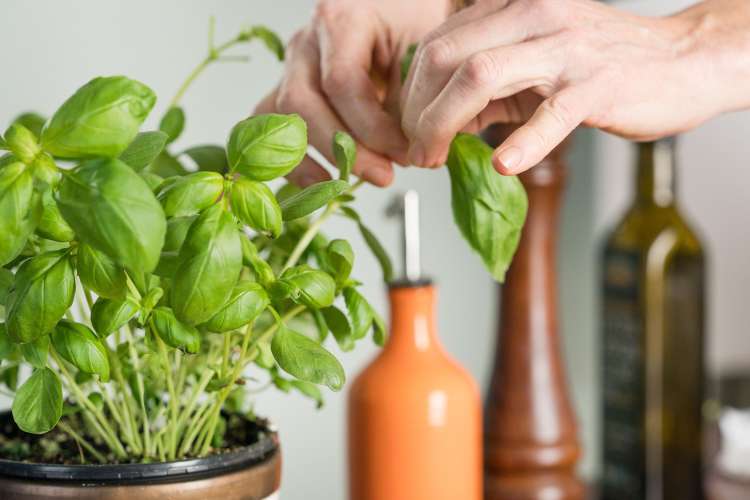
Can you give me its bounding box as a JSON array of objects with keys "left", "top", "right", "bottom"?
[
  {"left": 203, "top": 281, "right": 269, "bottom": 333},
  {"left": 447, "top": 133, "right": 528, "bottom": 282},
  {"left": 157, "top": 171, "right": 224, "bottom": 217},
  {"left": 57, "top": 157, "right": 167, "bottom": 273},
  {"left": 119, "top": 131, "right": 169, "bottom": 171},
  {"left": 333, "top": 131, "right": 356, "bottom": 181},
  {"left": 150, "top": 307, "right": 200, "bottom": 354},
  {"left": 19, "top": 335, "right": 49, "bottom": 369},
  {"left": 91, "top": 297, "right": 140, "bottom": 337},
  {"left": 76, "top": 243, "right": 127, "bottom": 300},
  {"left": 279, "top": 266, "right": 336, "bottom": 309},
  {"left": 6, "top": 251, "right": 76, "bottom": 343},
  {"left": 230, "top": 177, "right": 282, "bottom": 238},
  {"left": 171, "top": 204, "right": 242, "bottom": 325},
  {"left": 227, "top": 113, "right": 307, "bottom": 181},
  {"left": 36, "top": 189, "right": 74, "bottom": 242},
  {"left": 0, "top": 162, "right": 41, "bottom": 266},
  {"left": 12, "top": 367, "right": 62, "bottom": 434},
  {"left": 280, "top": 180, "right": 348, "bottom": 221},
  {"left": 400, "top": 43, "right": 418, "bottom": 84},
  {"left": 271, "top": 326, "right": 345, "bottom": 391},
  {"left": 52, "top": 320, "right": 110, "bottom": 382},
  {"left": 182, "top": 145, "right": 228, "bottom": 173},
  {"left": 159, "top": 106, "right": 185, "bottom": 144},
  {"left": 41, "top": 76, "right": 156, "bottom": 158}
]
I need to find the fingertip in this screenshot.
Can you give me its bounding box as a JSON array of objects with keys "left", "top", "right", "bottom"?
[
  {"left": 361, "top": 162, "right": 394, "bottom": 187},
  {"left": 493, "top": 145, "right": 523, "bottom": 175}
]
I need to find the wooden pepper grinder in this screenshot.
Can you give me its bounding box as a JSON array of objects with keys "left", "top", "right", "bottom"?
[
  {"left": 482, "top": 125, "right": 584, "bottom": 499},
  {"left": 347, "top": 191, "right": 482, "bottom": 500}
]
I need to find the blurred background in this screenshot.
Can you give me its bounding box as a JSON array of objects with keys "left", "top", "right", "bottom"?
[{"left": 1, "top": 0, "right": 748, "bottom": 498}]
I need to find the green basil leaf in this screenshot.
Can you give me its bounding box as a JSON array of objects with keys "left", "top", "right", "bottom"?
[
  {"left": 139, "top": 171, "right": 164, "bottom": 191},
  {"left": 36, "top": 189, "right": 74, "bottom": 242},
  {"left": 146, "top": 152, "right": 188, "bottom": 177},
  {"left": 230, "top": 177, "right": 282, "bottom": 238},
  {"left": 290, "top": 379, "right": 324, "bottom": 409},
  {"left": 91, "top": 297, "right": 139, "bottom": 337},
  {"left": 159, "top": 107, "right": 185, "bottom": 144},
  {"left": 372, "top": 308, "right": 387, "bottom": 346},
  {"left": 0, "top": 162, "right": 41, "bottom": 266},
  {"left": 447, "top": 133, "right": 528, "bottom": 282},
  {"left": 271, "top": 326, "right": 345, "bottom": 391},
  {"left": 321, "top": 306, "right": 354, "bottom": 352},
  {"left": 325, "top": 239, "right": 353, "bottom": 287},
  {"left": 279, "top": 266, "right": 335, "bottom": 309},
  {"left": 280, "top": 180, "right": 348, "bottom": 221},
  {"left": 11, "top": 112, "right": 47, "bottom": 138},
  {"left": 240, "top": 236, "right": 275, "bottom": 288},
  {"left": 0, "top": 324, "right": 14, "bottom": 360},
  {"left": 4, "top": 124, "right": 41, "bottom": 164},
  {"left": 0, "top": 137, "right": 6, "bottom": 150},
  {"left": 157, "top": 171, "right": 224, "bottom": 217},
  {"left": 203, "top": 281, "right": 269, "bottom": 333},
  {"left": 12, "top": 367, "right": 62, "bottom": 434},
  {"left": 150, "top": 307, "right": 200, "bottom": 353},
  {"left": 20, "top": 335, "right": 49, "bottom": 368},
  {"left": 6, "top": 251, "right": 75, "bottom": 343},
  {"left": 332, "top": 131, "right": 356, "bottom": 181},
  {"left": 400, "top": 43, "right": 418, "bottom": 84},
  {"left": 171, "top": 205, "right": 242, "bottom": 325},
  {"left": 41, "top": 76, "right": 156, "bottom": 158},
  {"left": 240, "top": 25, "right": 285, "bottom": 60},
  {"left": 52, "top": 320, "right": 110, "bottom": 381},
  {"left": 343, "top": 286, "right": 374, "bottom": 340},
  {"left": 358, "top": 220, "right": 393, "bottom": 283},
  {"left": 119, "top": 131, "right": 169, "bottom": 171},
  {"left": 154, "top": 215, "right": 196, "bottom": 277},
  {"left": 182, "top": 145, "right": 228, "bottom": 173},
  {"left": 275, "top": 182, "right": 301, "bottom": 203},
  {"left": 0, "top": 268, "right": 13, "bottom": 305},
  {"left": 310, "top": 308, "right": 328, "bottom": 342},
  {"left": 227, "top": 114, "right": 307, "bottom": 181},
  {"left": 76, "top": 243, "right": 127, "bottom": 300},
  {"left": 57, "top": 157, "right": 167, "bottom": 273},
  {"left": 1, "top": 364, "right": 19, "bottom": 391}
]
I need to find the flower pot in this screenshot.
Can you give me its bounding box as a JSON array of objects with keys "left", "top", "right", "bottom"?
[{"left": 0, "top": 410, "right": 281, "bottom": 500}]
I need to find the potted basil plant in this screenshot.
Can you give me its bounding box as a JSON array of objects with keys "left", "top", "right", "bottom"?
[{"left": 0, "top": 23, "right": 391, "bottom": 500}]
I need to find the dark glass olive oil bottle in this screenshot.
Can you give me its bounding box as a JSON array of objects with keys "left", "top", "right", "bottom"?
[{"left": 601, "top": 138, "right": 706, "bottom": 500}]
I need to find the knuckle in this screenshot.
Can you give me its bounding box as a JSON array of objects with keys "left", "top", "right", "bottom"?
[
  {"left": 276, "top": 85, "right": 309, "bottom": 114},
  {"left": 541, "top": 95, "right": 576, "bottom": 129},
  {"left": 461, "top": 52, "right": 498, "bottom": 88},
  {"left": 321, "top": 66, "right": 351, "bottom": 97},
  {"left": 421, "top": 39, "right": 454, "bottom": 70}
]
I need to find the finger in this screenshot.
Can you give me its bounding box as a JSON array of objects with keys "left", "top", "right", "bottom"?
[
  {"left": 493, "top": 83, "right": 598, "bottom": 175},
  {"left": 253, "top": 86, "right": 279, "bottom": 114},
  {"left": 314, "top": 5, "right": 408, "bottom": 163},
  {"left": 401, "top": 0, "right": 529, "bottom": 138},
  {"left": 277, "top": 29, "right": 394, "bottom": 186},
  {"left": 409, "top": 38, "right": 561, "bottom": 165}
]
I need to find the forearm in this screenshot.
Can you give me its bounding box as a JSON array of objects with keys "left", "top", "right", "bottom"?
[{"left": 671, "top": 0, "right": 750, "bottom": 115}]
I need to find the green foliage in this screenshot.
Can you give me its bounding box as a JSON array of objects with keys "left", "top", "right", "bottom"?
[
  {"left": 157, "top": 171, "right": 224, "bottom": 217},
  {"left": 12, "top": 368, "right": 62, "bottom": 434},
  {"left": 227, "top": 113, "right": 307, "bottom": 181},
  {"left": 57, "top": 158, "right": 166, "bottom": 273},
  {"left": 159, "top": 107, "right": 186, "bottom": 144},
  {"left": 333, "top": 131, "right": 356, "bottom": 181},
  {"left": 41, "top": 76, "right": 156, "bottom": 158},
  {"left": 52, "top": 320, "right": 110, "bottom": 382},
  {"left": 271, "top": 326, "right": 345, "bottom": 391},
  {"left": 203, "top": 281, "right": 269, "bottom": 333},
  {"left": 150, "top": 307, "right": 200, "bottom": 354},
  {"left": 230, "top": 177, "right": 282, "bottom": 238},
  {"left": 280, "top": 180, "right": 348, "bottom": 221},
  {"left": 0, "top": 162, "right": 41, "bottom": 266},
  {"left": 91, "top": 297, "right": 139, "bottom": 337},
  {"left": 76, "top": 243, "right": 127, "bottom": 300},
  {"left": 447, "top": 134, "right": 528, "bottom": 282},
  {"left": 119, "top": 131, "right": 169, "bottom": 171}
]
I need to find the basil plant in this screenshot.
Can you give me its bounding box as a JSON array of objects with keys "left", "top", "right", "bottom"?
[{"left": 0, "top": 24, "right": 390, "bottom": 464}]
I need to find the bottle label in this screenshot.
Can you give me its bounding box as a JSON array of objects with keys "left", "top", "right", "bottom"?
[{"left": 601, "top": 248, "right": 645, "bottom": 499}]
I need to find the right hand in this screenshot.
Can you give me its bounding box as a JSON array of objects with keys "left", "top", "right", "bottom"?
[{"left": 255, "top": 0, "right": 451, "bottom": 187}]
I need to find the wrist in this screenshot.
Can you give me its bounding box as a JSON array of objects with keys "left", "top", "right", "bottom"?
[{"left": 670, "top": 0, "right": 750, "bottom": 115}]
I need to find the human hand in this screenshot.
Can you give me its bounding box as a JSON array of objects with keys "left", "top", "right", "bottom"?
[
  {"left": 256, "top": 0, "right": 451, "bottom": 187},
  {"left": 400, "top": 0, "right": 750, "bottom": 175}
]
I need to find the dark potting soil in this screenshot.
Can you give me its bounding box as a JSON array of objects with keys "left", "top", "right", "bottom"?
[{"left": 0, "top": 411, "right": 270, "bottom": 465}]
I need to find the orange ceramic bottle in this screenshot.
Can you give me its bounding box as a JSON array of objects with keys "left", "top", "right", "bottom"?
[{"left": 347, "top": 191, "right": 482, "bottom": 500}]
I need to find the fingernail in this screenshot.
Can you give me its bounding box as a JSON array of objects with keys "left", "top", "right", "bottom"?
[
  {"left": 408, "top": 142, "right": 425, "bottom": 166},
  {"left": 495, "top": 146, "right": 521, "bottom": 173}
]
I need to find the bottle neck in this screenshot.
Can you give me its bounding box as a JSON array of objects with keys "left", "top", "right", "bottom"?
[
  {"left": 635, "top": 139, "right": 677, "bottom": 207},
  {"left": 385, "top": 285, "right": 440, "bottom": 354}
]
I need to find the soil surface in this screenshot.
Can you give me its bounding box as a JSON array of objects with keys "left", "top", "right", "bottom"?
[{"left": 0, "top": 411, "right": 270, "bottom": 465}]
